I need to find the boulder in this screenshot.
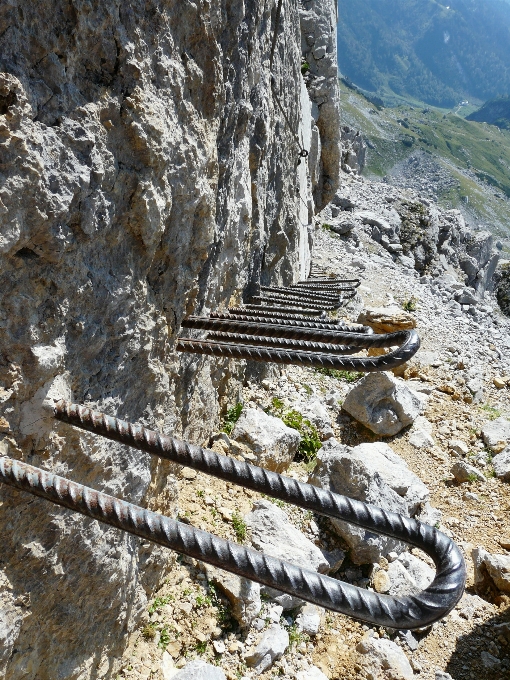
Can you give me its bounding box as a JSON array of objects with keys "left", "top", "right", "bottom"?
[
  {"left": 245, "top": 500, "right": 329, "bottom": 608},
  {"left": 245, "top": 624, "right": 289, "bottom": 674},
  {"left": 357, "top": 306, "right": 416, "bottom": 333},
  {"left": 492, "top": 448, "right": 510, "bottom": 481},
  {"left": 204, "top": 566, "right": 261, "bottom": 629},
  {"left": 231, "top": 407, "right": 301, "bottom": 472},
  {"left": 309, "top": 440, "right": 410, "bottom": 564},
  {"left": 343, "top": 372, "right": 423, "bottom": 436},
  {"left": 173, "top": 660, "right": 226, "bottom": 680},
  {"left": 481, "top": 417, "right": 510, "bottom": 453},
  {"left": 473, "top": 547, "right": 510, "bottom": 593},
  {"left": 357, "top": 634, "right": 413, "bottom": 680},
  {"left": 451, "top": 461, "right": 486, "bottom": 484}
]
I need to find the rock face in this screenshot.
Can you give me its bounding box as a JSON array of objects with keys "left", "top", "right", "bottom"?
[
  {"left": 0, "top": 1, "right": 341, "bottom": 677},
  {"left": 231, "top": 407, "right": 301, "bottom": 472},
  {"left": 343, "top": 372, "right": 423, "bottom": 436}
]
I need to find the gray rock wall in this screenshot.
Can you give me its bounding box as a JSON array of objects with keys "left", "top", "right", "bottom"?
[{"left": 0, "top": 1, "right": 340, "bottom": 678}]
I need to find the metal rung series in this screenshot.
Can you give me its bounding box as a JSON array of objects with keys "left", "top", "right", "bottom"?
[{"left": 0, "top": 402, "right": 466, "bottom": 629}]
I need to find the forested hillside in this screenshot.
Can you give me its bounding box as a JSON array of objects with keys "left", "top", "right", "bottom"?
[{"left": 337, "top": 0, "right": 510, "bottom": 107}]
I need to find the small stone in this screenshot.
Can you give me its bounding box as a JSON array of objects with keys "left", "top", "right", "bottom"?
[
  {"left": 480, "top": 651, "right": 501, "bottom": 669},
  {"left": 295, "top": 604, "right": 321, "bottom": 635},
  {"left": 173, "top": 659, "right": 227, "bottom": 680},
  {"left": 244, "top": 624, "right": 289, "bottom": 674},
  {"left": 166, "top": 641, "right": 182, "bottom": 658},
  {"left": 449, "top": 439, "right": 470, "bottom": 457},
  {"left": 493, "top": 448, "right": 510, "bottom": 481},
  {"left": 494, "top": 377, "right": 506, "bottom": 389},
  {"left": 435, "top": 671, "right": 453, "bottom": 680},
  {"left": 357, "top": 634, "right": 413, "bottom": 680},
  {"left": 373, "top": 570, "right": 391, "bottom": 593},
  {"left": 463, "top": 492, "right": 480, "bottom": 503},
  {"left": 499, "top": 538, "right": 510, "bottom": 550},
  {"left": 473, "top": 547, "right": 510, "bottom": 593},
  {"left": 162, "top": 652, "right": 176, "bottom": 680},
  {"left": 180, "top": 468, "right": 197, "bottom": 480},
  {"left": 409, "top": 429, "right": 434, "bottom": 449},
  {"left": 296, "top": 666, "right": 329, "bottom": 680},
  {"left": 482, "top": 417, "right": 510, "bottom": 453},
  {"left": 451, "top": 461, "right": 486, "bottom": 484}
]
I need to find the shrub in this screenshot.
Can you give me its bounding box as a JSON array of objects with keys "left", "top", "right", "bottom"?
[{"left": 222, "top": 403, "right": 243, "bottom": 435}]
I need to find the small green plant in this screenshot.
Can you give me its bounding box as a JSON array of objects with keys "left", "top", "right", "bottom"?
[
  {"left": 269, "top": 399, "right": 322, "bottom": 463},
  {"left": 195, "top": 593, "right": 212, "bottom": 608},
  {"left": 301, "top": 61, "right": 310, "bottom": 75},
  {"left": 402, "top": 296, "right": 418, "bottom": 312},
  {"left": 303, "top": 384, "right": 313, "bottom": 396},
  {"left": 195, "top": 640, "right": 208, "bottom": 655},
  {"left": 141, "top": 623, "right": 157, "bottom": 641},
  {"left": 196, "top": 489, "right": 205, "bottom": 498},
  {"left": 480, "top": 403, "right": 502, "bottom": 420},
  {"left": 467, "top": 473, "right": 479, "bottom": 483},
  {"left": 322, "top": 223, "right": 332, "bottom": 231},
  {"left": 148, "top": 595, "right": 173, "bottom": 614},
  {"left": 222, "top": 403, "right": 243, "bottom": 435},
  {"left": 158, "top": 627, "right": 171, "bottom": 650},
  {"left": 288, "top": 624, "right": 308, "bottom": 646},
  {"left": 314, "top": 367, "right": 363, "bottom": 382},
  {"left": 231, "top": 511, "right": 247, "bottom": 542}
]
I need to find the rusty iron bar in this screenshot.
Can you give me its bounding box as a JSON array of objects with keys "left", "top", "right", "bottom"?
[
  {"left": 181, "top": 317, "right": 387, "bottom": 343},
  {"left": 251, "top": 295, "right": 341, "bottom": 311},
  {"left": 27, "top": 401, "right": 463, "bottom": 629},
  {"left": 260, "top": 286, "right": 344, "bottom": 303},
  {"left": 297, "top": 278, "right": 361, "bottom": 288},
  {"left": 204, "top": 332, "right": 360, "bottom": 355},
  {"left": 176, "top": 331, "right": 420, "bottom": 371},
  {"left": 243, "top": 304, "right": 325, "bottom": 316},
  {"left": 213, "top": 310, "right": 373, "bottom": 334}
]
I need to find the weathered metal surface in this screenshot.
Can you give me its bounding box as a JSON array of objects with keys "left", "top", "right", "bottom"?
[
  {"left": 211, "top": 311, "right": 373, "bottom": 333},
  {"left": 204, "top": 331, "right": 358, "bottom": 355},
  {"left": 176, "top": 331, "right": 420, "bottom": 371},
  {"left": 0, "top": 450, "right": 465, "bottom": 629},
  {"left": 9, "top": 400, "right": 461, "bottom": 629},
  {"left": 182, "top": 317, "right": 405, "bottom": 347}
]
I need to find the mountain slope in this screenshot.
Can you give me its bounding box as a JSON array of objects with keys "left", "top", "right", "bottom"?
[
  {"left": 337, "top": 0, "right": 510, "bottom": 107},
  {"left": 340, "top": 86, "right": 510, "bottom": 239},
  {"left": 467, "top": 97, "right": 510, "bottom": 130}
]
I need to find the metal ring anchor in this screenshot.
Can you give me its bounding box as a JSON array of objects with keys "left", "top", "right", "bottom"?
[{"left": 0, "top": 401, "right": 465, "bottom": 630}]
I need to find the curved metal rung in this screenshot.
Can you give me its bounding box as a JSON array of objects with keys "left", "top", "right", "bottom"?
[
  {"left": 250, "top": 295, "right": 342, "bottom": 311},
  {"left": 19, "top": 401, "right": 464, "bottom": 630},
  {"left": 211, "top": 311, "right": 374, "bottom": 334},
  {"left": 243, "top": 304, "right": 325, "bottom": 316},
  {"left": 260, "top": 286, "right": 346, "bottom": 303},
  {"left": 176, "top": 330, "right": 420, "bottom": 372},
  {"left": 181, "top": 317, "right": 406, "bottom": 348},
  {"left": 205, "top": 332, "right": 360, "bottom": 355}
]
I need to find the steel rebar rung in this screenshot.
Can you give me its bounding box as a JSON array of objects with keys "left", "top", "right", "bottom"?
[
  {"left": 210, "top": 311, "right": 373, "bottom": 334},
  {"left": 0, "top": 400, "right": 465, "bottom": 629}
]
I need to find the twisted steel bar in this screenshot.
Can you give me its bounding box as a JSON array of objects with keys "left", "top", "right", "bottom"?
[
  {"left": 213, "top": 311, "right": 373, "bottom": 334},
  {"left": 46, "top": 402, "right": 465, "bottom": 628},
  {"left": 293, "top": 283, "right": 358, "bottom": 293},
  {"left": 176, "top": 332, "right": 419, "bottom": 371},
  {"left": 260, "top": 286, "right": 344, "bottom": 303},
  {"left": 182, "top": 317, "right": 404, "bottom": 348},
  {"left": 204, "top": 332, "right": 359, "bottom": 355},
  {"left": 296, "top": 278, "right": 361, "bottom": 288},
  {"left": 243, "top": 304, "right": 324, "bottom": 316},
  {"left": 0, "top": 453, "right": 464, "bottom": 629},
  {"left": 251, "top": 295, "right": 341, "bottom": 311}
]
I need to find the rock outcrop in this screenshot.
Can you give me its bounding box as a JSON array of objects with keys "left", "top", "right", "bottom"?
[{"left": 0, "top": 1, "right": 341, "bottom": 677}]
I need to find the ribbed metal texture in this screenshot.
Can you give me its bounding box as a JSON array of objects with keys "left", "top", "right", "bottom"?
[
  {"left": 204, "top": 332, "right": 358, "bottom": 355},
  {"left": 199, "top": 313, "right": 373, "bottom": 334},
  {"left": 250, "top": 295, "right": 341, "bottom": 311},
  {"left": 5, "top": 400, "right": 461, "bottom": 629},
  {"left": 176, "top": 334, "right": 419, "bottom": 371}
]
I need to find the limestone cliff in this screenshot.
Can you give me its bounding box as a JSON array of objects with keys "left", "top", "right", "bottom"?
[{"left": 0, "top": 1, "right": 340, "bottom": 678}]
